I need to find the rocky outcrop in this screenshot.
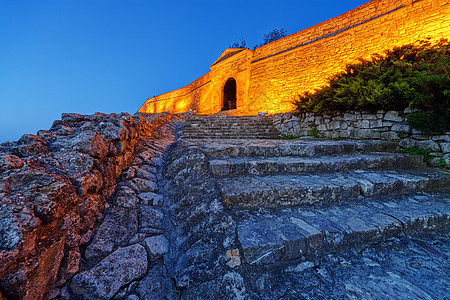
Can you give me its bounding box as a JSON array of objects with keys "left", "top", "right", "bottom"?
[
  {"left": 0, "top": 111, "right": 182, "bottom": 299},
  {"left": 67, "top": 121, "right": 178, "bottom": 299}
]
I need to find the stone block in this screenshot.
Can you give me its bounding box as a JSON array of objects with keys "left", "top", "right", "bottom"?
[
  {"left": 391, "top": 124, "right": 411, "bottom": 132},
  {"left": 399, "top": 138, "right": 416, "bottom": 149},
  {"left": 384, "top": 111, "right": 404, "bottom": 122},
  {"left": 362, "top": 114, "right": 377, "bottom": 120},
  {"left": 431, "top": 135, "right": 450, "bottom": 142},
  {"left": 71, "top": 244, "right": 148, "bottom": 299},
  {"left": 381, "top": 131, "right": 399, "bottom": 141},
  {"left": 344, "top": 113, "right": 357, "bottom": 121},
  {"left": 144, "top": 235, "right": 169, "bottom": 261},
  {"left": 416, "top": 140, "right": 440, "bottom": 152},
  {"left": 440, "top": 143, "right": 450, "bottom": 153},
  {"left": 360, "top": 120, "right": 370, "bottom": 129}
]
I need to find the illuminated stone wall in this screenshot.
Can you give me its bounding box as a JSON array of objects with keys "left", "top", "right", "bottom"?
[{"left": 138, "top": 0, "right": 450, "bottom": 115}]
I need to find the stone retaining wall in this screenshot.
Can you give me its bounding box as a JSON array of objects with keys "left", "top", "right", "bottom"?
[
  {"left": 0, "top": 111, "right": 186, "bottom": 299},
  {"left": 270, "top": 110, "right": 450, "bottom": 166}
]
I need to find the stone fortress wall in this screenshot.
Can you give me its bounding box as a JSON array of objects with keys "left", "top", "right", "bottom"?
[{"left": 138, "top": 0, "right": 450, "bottom": 116}]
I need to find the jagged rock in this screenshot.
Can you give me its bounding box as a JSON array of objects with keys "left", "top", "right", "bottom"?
[
  {"left": 13, "top": 134, "right": 50, "bottom": 157},
  {"left": 100, "top": 122, "right": 127, "bottom": 141},
  {"left": 139, "top": 164, "right": 157, "bottom": 175},
  {"left": 0, "top": 154, "right": 24, "bottom": 172},
  {"left": 136, "top": 264, "right": 175, "bottom": 300},
  {"left": 137, "top": 192, "right": 164, "bottom": 206},
  {"left": 74, "top": 170, "right": 103, "bottom": 196},
  {"left": 139, "top": 206, "right": 163, "bottom": 229},
  {"left": 56, "top": 250, "right": 80, "bottom": 286},
  {"left": 70, "top": 244, "right": 148, "bottom": 299},
  {"left": 53, "top": 151, "right": 94, "bottom": 178},
  {"left": 96, "top": 156, "right": 119, "bottom": 188},
  {"left": 85, "top": 208, "right": 138, "bottom": 260},
  {"left": 61, "top": 113, "right": 93, "bottom": 124},
  {"left": 135, "top": 167, "right": 156, "bottom": 180},
  {"left": 112, "top": 186, "right": 139, "bottom": 208},
  {"left": 144, "top": 235, "right": 169, "bottom": 261},
  {"left": 132, "top": 177, "right": 158, "bottom": 193},
  {"left": 33, "top": 194, "right": 57, "bottom": 224},
  {"left": 120, "top": 166, "right": 136, "bottom": 181}
]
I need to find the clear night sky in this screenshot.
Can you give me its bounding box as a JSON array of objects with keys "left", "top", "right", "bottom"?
[{"left": 0, "top": 0, "right": 369, "bottom": 142}]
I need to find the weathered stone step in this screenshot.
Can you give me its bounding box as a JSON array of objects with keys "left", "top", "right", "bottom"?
[
  {"left": 183, "top": 116, "right": 281, "bottom": 139},
  {"left": 192, "top": 139, "right": 398, "bottom": 158},
  {"left": 218, "top": 169, "right": 450, "bottom": 207},
  {"left": 183, "top": 135, "right": 281, "bottom": 140},
  {"left": 235, "top": 190, "right": 449, "bottom": 266},
  {"left": 184, "top": 126, "right": 278, "bottom": 132},
  {"left": 210, "top": 153, "right": 423, "bottom": 177},
  {"left": 184, "top": 128, "right": 280, "bottom": 134}
]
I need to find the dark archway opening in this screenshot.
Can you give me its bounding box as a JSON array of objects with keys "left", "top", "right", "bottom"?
[{"left": 222, "top": 78, "right": 237, "bottom": 111}]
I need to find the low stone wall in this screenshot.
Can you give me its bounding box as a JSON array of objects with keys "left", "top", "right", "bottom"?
[
  {"left": 270, "top": 110, "right": 450, "bottom": 166},
  {"left": 0, "top": 111, "right": 186, "bottom": 299}
]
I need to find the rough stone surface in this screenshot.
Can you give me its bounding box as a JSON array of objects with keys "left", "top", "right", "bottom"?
[
  {"left": 70, "top": 244, "right": 148, "bottom": 299},
  {"left": 0, "top": 111, "right": 182, "bottom": 299},
  {"left": 136, "top": 264, "right": 176, "bottom": 300},
  {"left": 144, "top": 235, "right": 169, "bottom": 261},
  {"left": 85, "top": 207, "right": 138, "bottom": 260}
]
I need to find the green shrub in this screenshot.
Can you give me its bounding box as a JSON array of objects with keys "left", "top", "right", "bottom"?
[
  {"left": 405, "top": 111, "right": 450, "bottom": 135},
  {"left": 308, "top": 126, "right": 319, "bottom": 138},
  {"left": 400, "top": 146, "right": 432, "bottom": 164},
  {"left": 292, "top": 39, "right": 450, "bottom": 134},
  {"left": 281, "top": 134, "right": 300, "bottom": 140}
]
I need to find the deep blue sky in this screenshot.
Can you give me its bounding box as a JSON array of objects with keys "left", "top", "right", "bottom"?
[{"left": 0, "top": 0, "right": 369, "bottom": 142}]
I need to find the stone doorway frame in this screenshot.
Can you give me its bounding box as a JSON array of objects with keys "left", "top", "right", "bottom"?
[{"left": 222, "top": 78, "right": 237, "bottom": 111}]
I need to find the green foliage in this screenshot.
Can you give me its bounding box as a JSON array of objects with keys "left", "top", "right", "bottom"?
[
  {"left": 308, "top": 126, "right": 319, "bottom": 138},
  {"left": 437, "top": 158, "right": 448, "bottom": 167},
  {"left": 405, "top": 111, "right": 450, "bottom": 135},
  {"left": 400, "top": 146, "right": 432, "bottom": 164},
  {"left": 292, "top": 39, "right": 450, "bottom": 134},
  {"left": 281, "top": 134, "right": 300, "bottom": 140}
]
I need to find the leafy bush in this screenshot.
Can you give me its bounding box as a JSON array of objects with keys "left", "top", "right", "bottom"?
[{"left": 292, "top": 39, "right": 450, "bottom": 134}]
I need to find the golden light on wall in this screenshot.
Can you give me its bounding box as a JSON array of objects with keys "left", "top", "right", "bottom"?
[{"left": 138, "top": 0, "right": 449, "bottom": 116}]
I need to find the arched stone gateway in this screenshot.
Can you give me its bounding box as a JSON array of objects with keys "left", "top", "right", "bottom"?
[{"left": 222, "top": 78, "right": 237, "bottom": 111}]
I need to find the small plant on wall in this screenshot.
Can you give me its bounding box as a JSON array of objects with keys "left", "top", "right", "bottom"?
[{"left": 292, "top": 39, "right": 450, "bottom": 135}]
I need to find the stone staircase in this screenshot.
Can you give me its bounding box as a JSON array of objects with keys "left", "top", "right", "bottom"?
[
  {"left": 196, "top": 138, "right": 450, "bottom": 266},
  {"left": 163, "top": 117, "right": 449, "bottom": 298},
  {"left": 182, "top": 115, "right": 281, "bottom": 139}
]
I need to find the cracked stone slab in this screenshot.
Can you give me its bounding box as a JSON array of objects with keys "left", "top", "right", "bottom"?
[
  {"left": 235, "top": 190, "right": 449, "bottom": 266},
  {"left": 219, "top": 169, "right": 449, "bottom": 207},
  {"left": 70, "top": 244, "right": 148, "bottom": 299}
]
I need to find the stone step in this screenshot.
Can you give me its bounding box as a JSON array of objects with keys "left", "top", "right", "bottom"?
[
  {"left": 183, "top": 116, "right": 281, "bottom": 139},
  {"left": 210, "top": 153, "right": 423, "bottom": 177},
  {"left": 184, "top": 125, "right": 277, "bottom": 131},
  {"left": 184, "top": 128, "right": 280, "bottom": 134},
  {"left": 235, "top": 190, "right": 449, "bottom": 266},
  {"left": 218, "top": 169, "right": 450, "bottom": 208},
  {"left": 183, "top": 135, "right": 281, "bottom": 140},
  {"left": 194, "top": 139, "right": 398, "bottom": 158}
]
